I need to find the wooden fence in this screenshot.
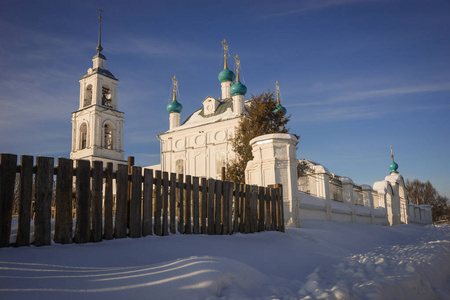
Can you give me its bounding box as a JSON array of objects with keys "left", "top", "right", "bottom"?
[{"left": 0, "top": 154, "right": 284, "bottom": 248}]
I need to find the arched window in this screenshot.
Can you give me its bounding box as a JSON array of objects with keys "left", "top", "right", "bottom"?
[
  {"left": 175, "top": 159, "right": 184, "bottom": 175},
  {"left": 84, "top": 85, "right": 93, "bottom": 107},
  {"left": 102, "top": 85, "right": 112, "bottom": 107},
  {"left": 104, "top": 124, "right": 113, "bottom": 149},
  {"left": 79, "top": 123, "right": 88, "bottom": 149}
]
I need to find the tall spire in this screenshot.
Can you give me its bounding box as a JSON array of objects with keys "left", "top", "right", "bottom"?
[
  {"left": 96, "top": 8, "right": 103, "bottom": 53},
  {"left": 172, "top": 75, "right": 178, "bottom": 101},
  {"left": 230, "top": 54, "right": 247, "bottom": 97},
  {"left": 273, "top": 80, "right": 286, "bottom": 115},
  {"left": 222, "top": 39, "right": 229, "bottom": 69},
  {"left": 167, "top": 75, "right": 183, "bottom": 114}
]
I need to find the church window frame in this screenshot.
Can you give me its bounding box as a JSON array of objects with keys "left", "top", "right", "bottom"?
[
  {"left": 101, "top": 85, "right": 112, "bottom": 107},
  {"left": 103, "top": 122, "right": 114, "bottom": 150},
  {"left": 84, "top": 84, "right": 93, "bottom": 107},
  {"left": 79, "top": 122, "right": 89, "bottom": 150}
]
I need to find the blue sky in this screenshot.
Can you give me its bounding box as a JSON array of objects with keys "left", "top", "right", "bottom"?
[{"left": 1, "top": 0, "right": 449, "bottom": 198}]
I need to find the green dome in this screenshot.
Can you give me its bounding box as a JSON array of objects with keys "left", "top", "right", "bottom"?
[
  {"left": 218, "top": 68, "right": 235, "bottom": 83},
  {"left": 389, "top": 160, "right": 399, "bottom": 173},
  {"left": 273, "top": 103, "right": 287, "bottom": 115},
  {"left": 167, "top": 100, "right": 183, "bottom": 113},
  {"left": 230, "top": 80, "right": 247, "bottom": 96}
]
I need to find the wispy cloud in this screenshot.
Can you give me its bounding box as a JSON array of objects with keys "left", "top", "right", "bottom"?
[{"left": 265, "top": 0, "right": 372, "bottom": 18}]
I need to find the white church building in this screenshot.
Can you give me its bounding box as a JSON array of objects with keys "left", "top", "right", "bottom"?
[{"left": 70, "top": 15, "right": 432, "bottom": 227}]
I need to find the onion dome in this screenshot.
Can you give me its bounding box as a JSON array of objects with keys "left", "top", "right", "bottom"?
[
  {"left": 272, "top": 81, "right": 286, "bottom": 115},
  {"left": 273, "top": 103, "right": 287, "bottom": 115},
  {"left": 231, "top": 80, "right": 247, "bottom": 96},
  {"left": 218, "top": 68, "right": 235, "bottom": 83},
  {"left": 167, "top": 75, "right": 182, "bottom": 113},
  {"left": 167, "top": 99, "right": 182, "bottom": 114},
  {"left": 389, "top": 160, "right": 399, "bottom": 173},
  {"left": 389, "top": 146, "right": 399, "bottom": 173}
]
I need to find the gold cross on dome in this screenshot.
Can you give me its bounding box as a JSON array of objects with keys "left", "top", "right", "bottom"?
[
  {"left": 221, "top": 39, "right": 228, "bottom": 53},
  {"left": 234, "top": 54, "right": 240, "bottom": 69},
  {"left": 172, "top": 75, "right": 178, "bottom": 88},
  {"left": 276, "top": 81, "right": 280, "bottom": 94},
  {"left": 98, "top": 8, "right": 103, "bottom": 19}
]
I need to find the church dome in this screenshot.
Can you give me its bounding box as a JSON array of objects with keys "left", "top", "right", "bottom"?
[
  {"left": 230, "top": 80, "right": 247, "bottom": 96},
  {"left": 218, "top": 68, "right": 235, "bottom": 83},
  {"left": 389, "top": 160, "right": 399, "bottom": 173},
  {"left": 167, "top": 100, "right": 183, "bottom": 114},
  {"left": 273, "top": 103, "right": 287, "bottom": 115}
]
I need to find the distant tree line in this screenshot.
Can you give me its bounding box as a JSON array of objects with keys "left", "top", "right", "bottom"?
[{"left": 406, "top": 179, "right": 450, "bottom": 222}]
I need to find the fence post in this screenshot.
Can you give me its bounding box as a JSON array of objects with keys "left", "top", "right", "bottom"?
[
  {"left": 185, "top": 175, "right": 192, "bottom": 234},
  {"left": 91, "top": 161, "right": 103, "bottom": 242},
  {"left": 265, "top": 187, "right": 271, "bottom": 231},
  {"left": 162, "top": 172, "right": 169, "bottom": 236},
  {"left": 239, "top": 183, "right": 245, "bottom": 233},
  {"left": 244, "top": 184, "right": 251, "bottom": 233},
  {"left": 104, "top": 162, "right": 114, "bottom": 240},
  {"left": 201, "top": 178, "right": 207, "bottom": 234},
  {"left": 207, "top": 178, "right": 215, "bottom": 235},
  {"left": 215, "top": 180, "right": 223, "bottom": 234},
  {"left": 154, "top": 170, "right": 162, "bottom": 236},
  {"left": 0, "top": 154, "right": 17, "bottom": 247},
  {"left": 226, "top": 181, "right": 233, "bottom": 234},
  {"left": 142, "top": 168, "right": 153, "bottom": 236},
  {"left": 15, "top": 155, "right": 33, "bottom": 247},
  {"left": 258, "top": 186, "right": 265, "bottom": 232},
  {"left": 192, "top": 176, "right": 200, "bottom": 234},
  {"left": 114, "top": 164, "right": 128, "bottom": 239},
  {"left": 35, "top": 156, "right": 54, "bottom": 246},
  {"left": 279, "top": 185, "right": 285, "bottom": 232},
  {"left": 233, "top": 183, "right": 240, "bottom": 233},
  {"left": 129, "top": 165, "right": 142, "bottom": 238},
  {"left": 169, "top": 173, "right": 177, "bottom": 234},
  {"left": 250, "top": 185, "right": 258, "bottom": 233},
  {"left": 54, "top": 157, "right": 73, "bottom": 244},
  {"left": 222, "top": 181, "right": 230, "bottom": 235},
  {"left": 177, "top": 174, "right": 184, "bottom": 234}
]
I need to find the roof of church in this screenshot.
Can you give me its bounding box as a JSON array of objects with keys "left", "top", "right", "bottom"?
[{"left": 80, "top": 67, "right": 118, "bottom": 81}]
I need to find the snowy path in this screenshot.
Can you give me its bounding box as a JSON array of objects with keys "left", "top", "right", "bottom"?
[{"left": 0, "top": 221, "right": 449, "bottom": 299}]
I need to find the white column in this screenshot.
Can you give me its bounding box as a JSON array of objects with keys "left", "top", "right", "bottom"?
[
  {"left": 169, "top": 113, "right": 181, "bottom": 130},
  {"left": 342, "top": 177, "right": 356, "bottom": 222},
  {"left": 232, "top": 94, "right": 244, "bottom": 116},
  {"left": 313, "top": 165, "right": 331, "bottom": 221},
  {"left": 221, "top": 81, "right": 232, "bottom": 99}
]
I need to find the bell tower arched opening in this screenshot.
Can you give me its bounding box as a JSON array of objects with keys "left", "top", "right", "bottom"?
[{"left": 79, "top": 123, "right": 88, "bottom": 150}]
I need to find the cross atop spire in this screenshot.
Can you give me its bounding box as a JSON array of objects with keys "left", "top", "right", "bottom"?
[
  {"left": 96, "top": 8, "right": 103, "bottom": 53},
  {"left": 390, "top": 145, "right": 394, "bottom": 161},
  {"left": 222, "top": 39, "right": 229, "bottom": 69},
  {"left": 172, "top": 75, "right": 178, "bottom": 101},
  {"left": 234, "top": 54, "right": 241, "bottom": 82},
  {"left": 276, "top": 80, "right": 280, "bottom": 104}
]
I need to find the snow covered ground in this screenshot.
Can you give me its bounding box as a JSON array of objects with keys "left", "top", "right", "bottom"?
[{"left": 1, "top": 220, "right": 449, "bottom": 300}]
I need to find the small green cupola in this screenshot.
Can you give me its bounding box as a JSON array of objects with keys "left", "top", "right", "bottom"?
[
  {"left": 167, "top": 75, "right": 183, "bottom": 114},
  {"left": 230, "top": 54, "right": 247, "bottom": 96},
  {"left": 389, "top": 145, "right": 399, "bottom": 174},
  {"left": 273, "top": 81, "right": 287, "bottom": 115},
  {"left": 218, "top": 39, "right": 235, "bottom": 83}
]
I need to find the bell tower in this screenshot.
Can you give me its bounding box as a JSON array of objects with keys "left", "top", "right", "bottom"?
[{"left": 70, "top": 9, "right": 125, "bottom": 166}]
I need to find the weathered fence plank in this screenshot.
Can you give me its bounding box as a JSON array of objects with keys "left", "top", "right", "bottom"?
[
  {"left": 215, "top": 180, "right": 222, "bottom": 234},
  {"left": 271, "top": 188, "right": 277, "bottom": 231},
  {"left": 0, "top": 154, "right": 17, "bottom": 247},
  {"left": 169, "top": 172, "right": 176, "bottom": 234},
  {"left": 129, "top": 166, "right": 142, "bottom": 238},
  {"left": 177, "top": 174, "right": 184, "bottom": 234},
  {"left": 280, "top": 185, "right": 285, "bottom": 232},
  {"left": 91, "top": 161, "right": 103, "bottom": 242},
  {"left": 226, "top": 181, "right": 234, "bottom": 234},
  {"left": 277, "top": 187, "right": 283, "bottom": 231},
  {"left": 207, "top": 178, "right": 215, "bottom": 235},
  {"left": 200, "top": 178, "right": 207, "bottom": 234},
  {"left": 185, "top": 175, "right": 192, "bottom": 234},
  {"left": 115, "top": 164, "right": 128, "bottom": 239},
  {"left": 75, "top": 159, "right": 90, "bottom": 243},
  {"left": 233, "top": 183, "right": 240, "bottom": 233},
  {"left": 104, "top": 162, "right": 114, "bottom": 240},
  {"left": 258, "top": 186, "right": 265, "bottom": 232},
  {"left": 54, "top": 157, "right": 73, "bottom": 244},
  {"left": 244, "top": 184, "right": 251, "bottom": 233},
  {"left": 192, "top": 176, "right": 200, "bottom": 234},
  {"left": 35, "top": 156, "right": 54, "bottom": 246},
  {"left": 250, "top": 185, "right": 258, "bottom": 233},
  {"left": 142, "top": 168, "right": 153, "bottom": 236},
  {"left": 265, "top": 187, "right": 271, "bottom": 231},
  {"left": 154, "top": 170, "right": 162, "bottom": 236},
  {"left": 15, "top": 155, "right": 33, "bottom": 247},
  {"left": 162, "top": 172, "right": 169, "bottom": 236},
  {"left": 222, "top": 181, "right": 230, "bottom": 235},
  {"left": 239, "top": 183, "right": 245, "bottom": 233}
]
